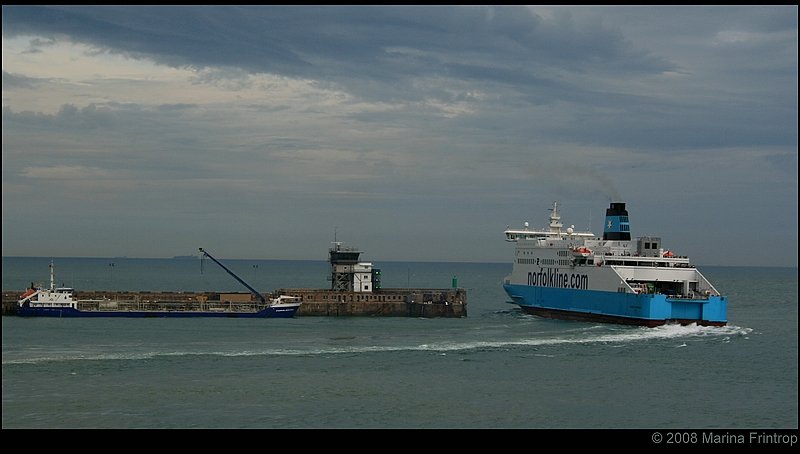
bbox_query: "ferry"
[503,202,727,327]
[17,257,301,318]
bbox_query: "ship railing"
[30,301,76,308]
[669,288,718,300]
[628,287,715,300]
[623,276,718,300]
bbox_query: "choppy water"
[2,257,797,428]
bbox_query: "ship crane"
[199,247,267,305]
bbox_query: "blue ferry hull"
[17,305,299,318]
[503,283,727,327]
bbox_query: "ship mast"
[549,202,563,234]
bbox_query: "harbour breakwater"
[2,288,467,317]
[277,288,466,317]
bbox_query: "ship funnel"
[602,202,631,241]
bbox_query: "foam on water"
[3,323,752,365]
[416,323,751,351]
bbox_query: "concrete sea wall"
[2,288,467,317]
[277,288,467,317]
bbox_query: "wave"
[416,323,751,351]
[2,323,751,365]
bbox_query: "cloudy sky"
[2,6,797,266]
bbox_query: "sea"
[2,256,797,431]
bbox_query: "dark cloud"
[2,6,676,97]
[2,6,311,74]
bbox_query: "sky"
[2,5,797,266]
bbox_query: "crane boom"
[198,248,267,304]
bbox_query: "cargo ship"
[16,249,300,318]
[502,202,727,327]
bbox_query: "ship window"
[645,242,651,249]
